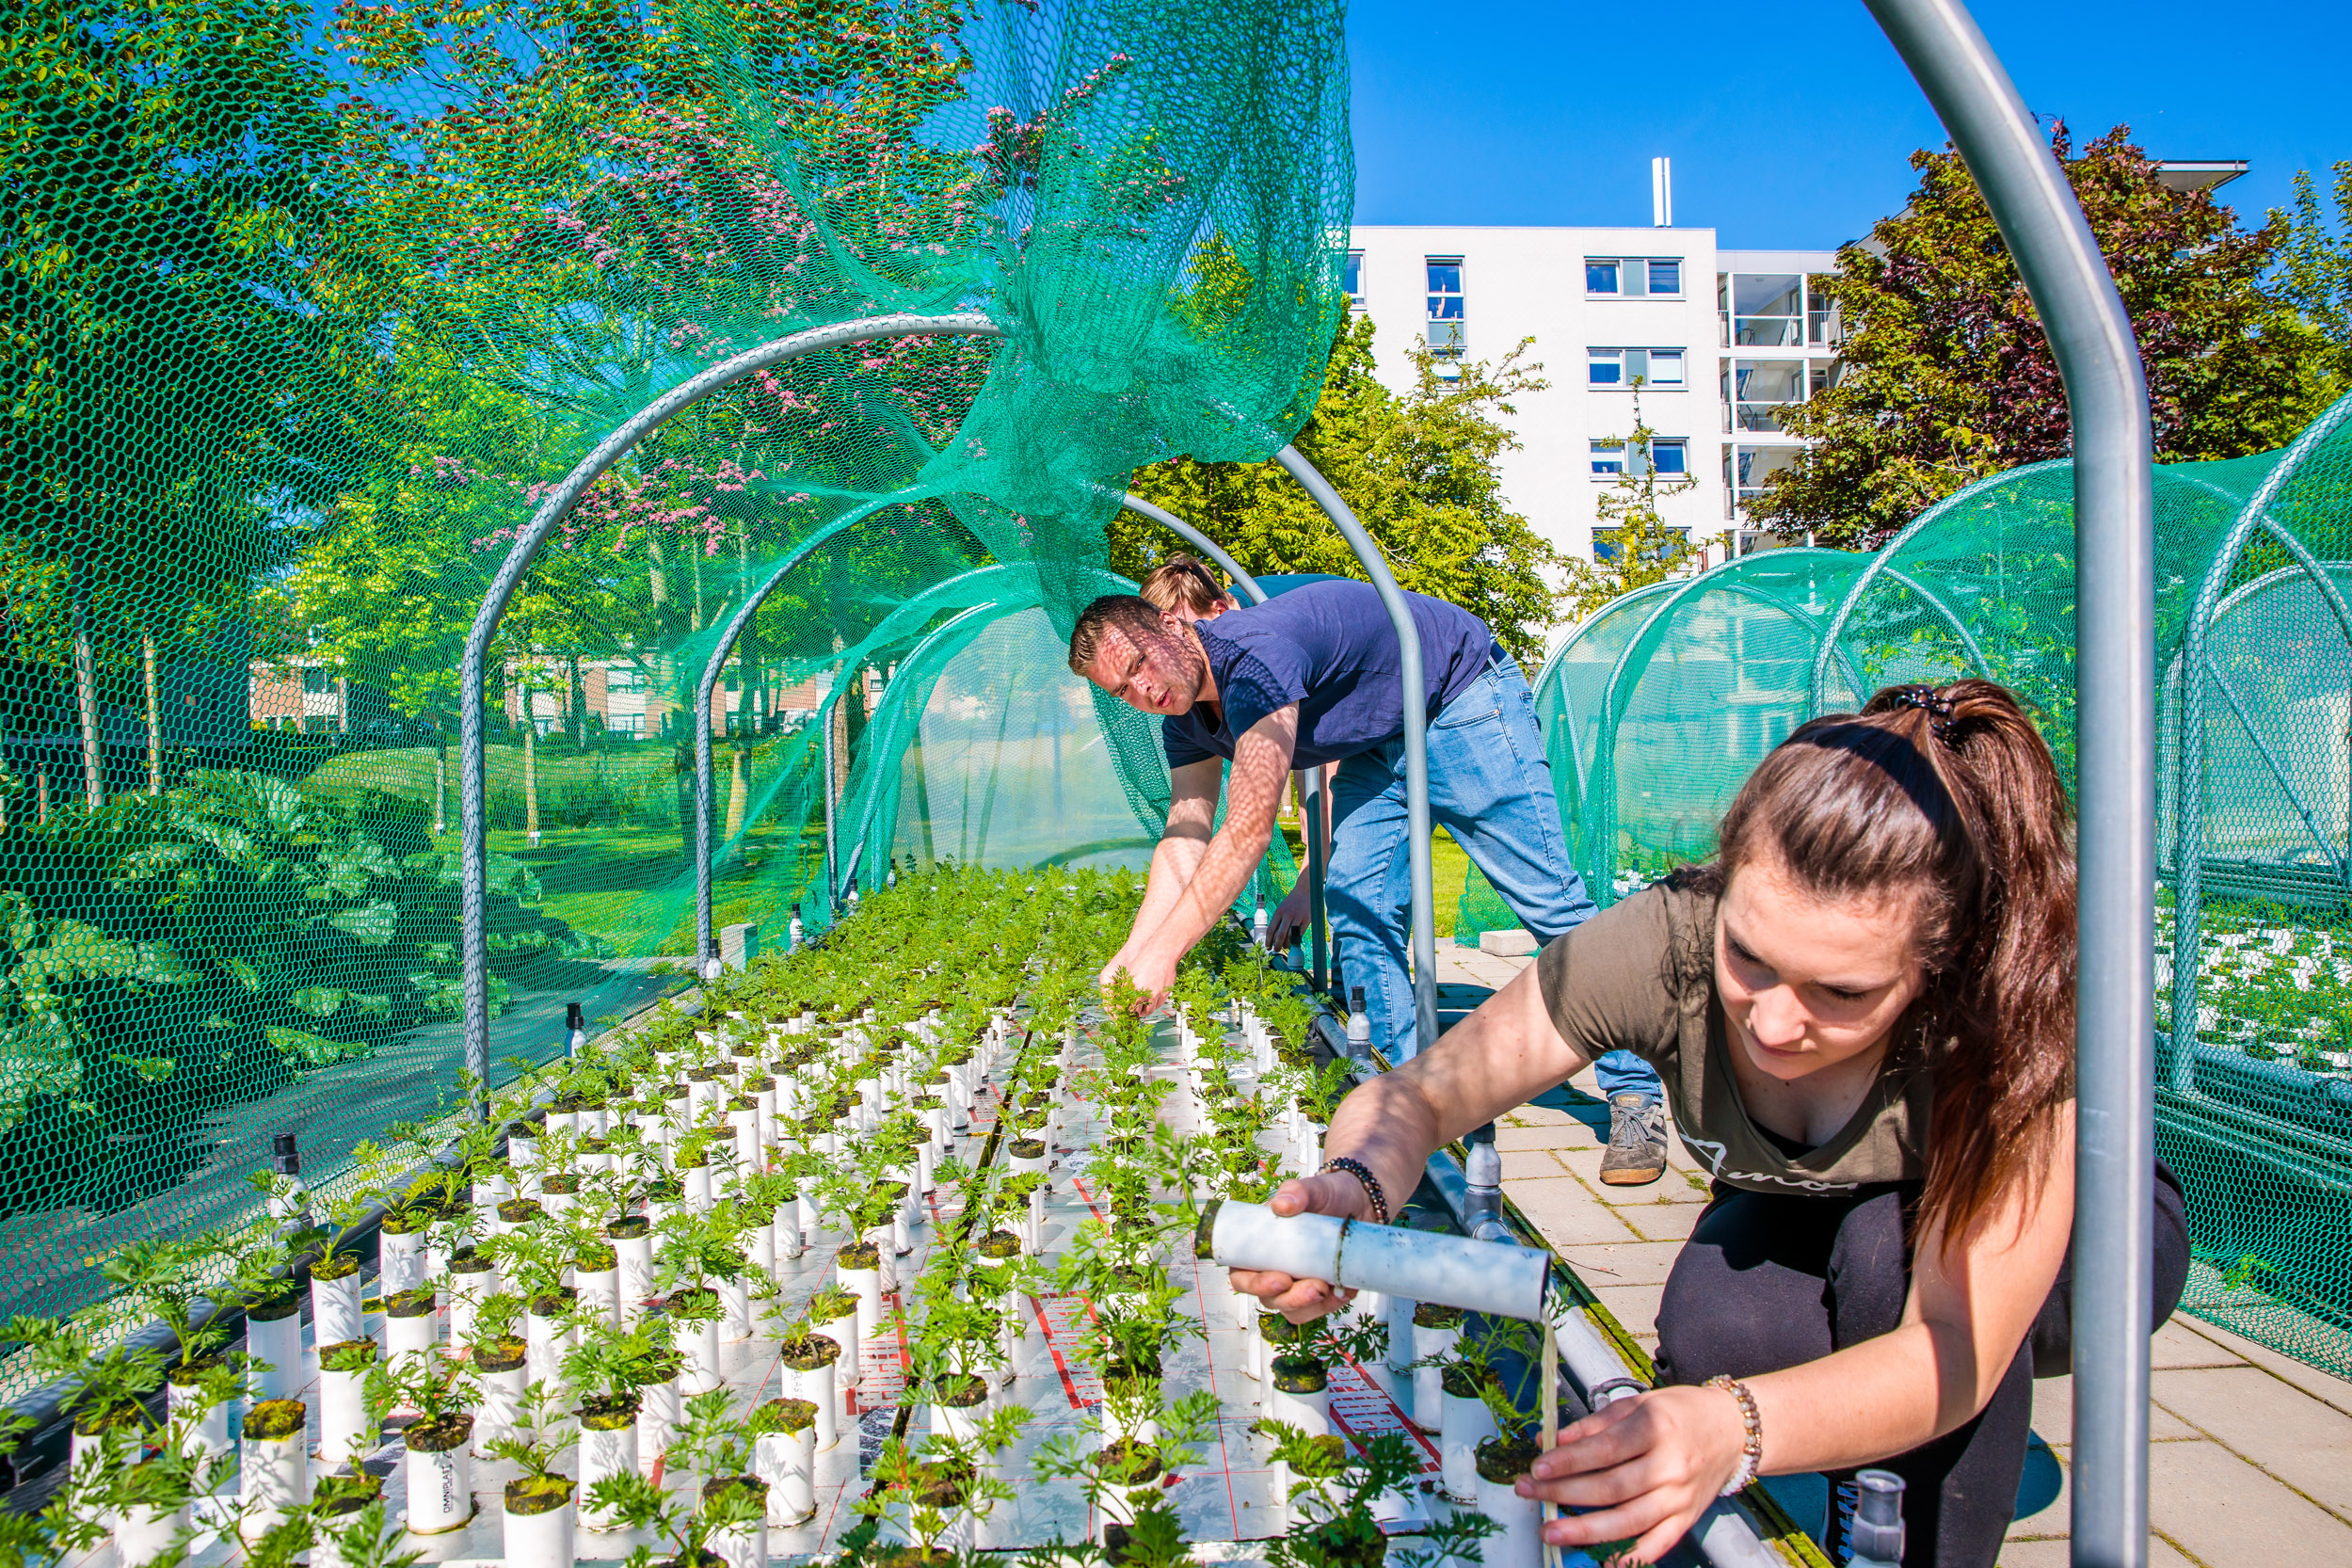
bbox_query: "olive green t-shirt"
[1535,877,1934,1195]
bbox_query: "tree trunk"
[142,632,162,796]
[434,731,449,835]
[72,575,102,810]
[37,766,50,825]
[521,671,541,848]
[569,654,585,750]
[725,739,748,857]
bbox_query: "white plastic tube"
[447,1258,499,1352]
[707,1508,768,1568]
[239,1413,308,1545]
[1439,1386,1498,1504]
[575,1265,620,1332]
[1412,1320,1459,1432]
[379,1229,428,1296]
[246,1306,304,1402]
[578,1416,639,1529]
[317,1365,373,1464]
[756,1426,817,1524]
[502,1490,575,1568]
[678,1315,723,1395]
[1204,1199,1549,1321]
[387,1300,440,1365]
[311,1270,364,1346]
[1476,1468,1543,1568]
[782,1354,838,1450]
[473,1361,528,1455]
[615,1231,654,1323]
[635,1376,682,1473]
[404,1437,474,1535]
[719,1276,754,1342]
[120,1501,189,1568]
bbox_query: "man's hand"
[1097,948,1135,991]
[1106,944,1180,1015]
[1267,882,1314,952]
[1224,1173,1371,1322]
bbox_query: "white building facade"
[1343,225,1842,575]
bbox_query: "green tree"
[1556,385,1700,625]
[1117,315,1563,664]
[2274,161,2352,392]
[1755,123,2338,549]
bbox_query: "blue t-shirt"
[1160,580,1496,769]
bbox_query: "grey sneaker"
[1599,1093,1667,1187]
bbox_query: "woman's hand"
[1223,1173,1372,1322]
[1518,1384,1750,1566]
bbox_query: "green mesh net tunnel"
[0,0,1350,1332]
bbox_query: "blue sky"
[1347,0,2352,250]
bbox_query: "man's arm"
[1117,706,1299,1006]
[1101,759,1223,986]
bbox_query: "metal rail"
[458,312,999,1105]
[1862,5,2158,1563]
[1272,446,1437,1055]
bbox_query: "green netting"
[0,0,1348,1332]
[1497,388,2352,1379]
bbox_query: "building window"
[1589,348,1687,388]
[1425,259,1464,356]
[301,667,330,695]
[1343,251,1366,308]
[1588,258,1684,297]
[1592,528,1688,566]
[1592,437,1688,479]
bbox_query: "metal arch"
[1273,445,1440,1056]
[1585,553,1872,901]
[694,488,932,974]
[1805,459,2072,713]
[2168,389,2352,1087]
[1862,3,2160,1557]
[459,311,1000,1104]
[1117,493,1267,605]
[826,564,1138,882]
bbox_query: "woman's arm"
[1526,1106,2077,1563]
[1225,957,1597,1317]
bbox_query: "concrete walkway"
[1435,942,2352,1568]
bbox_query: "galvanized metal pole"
[822,680,840,909]
[1860,5,2155,1565]
[1274,445,1437,1057]
[459,312,996,1111]
[1117,493,1266,603]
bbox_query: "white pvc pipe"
[317,1365,372,1464]
[239,1412,308,1544]
[404,1439,473,1535]
[502,1491,575,1568]
[636,1376,682,1473]
[757,1426,818,1524]
[1439,1386,1497,1504]
[1476,1469,1544,1568]
[578,1416,639,1529]
[246,1305,304,1402]
[1204,1199,1549,1321]
[311,1271,363,1345]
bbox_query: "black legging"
[1652,1163,2190,1568]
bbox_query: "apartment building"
[1344,223,1840,573]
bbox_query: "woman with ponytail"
[1231,680,2189,1568]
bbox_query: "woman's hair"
[1709,679,2075,1241]
[1138,553,1234,618]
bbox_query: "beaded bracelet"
[1705,1374,1764,1495]
[1319,1156,1391,1225]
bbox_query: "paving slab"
[2152,1366,2352,1519]
[2148,1435,2352,1565]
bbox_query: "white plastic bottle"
[1345,985,1370,1060]
[1253,898,1270,946]
[788,903,805,952]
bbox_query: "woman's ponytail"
[1714,679,2077,1240]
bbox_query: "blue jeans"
[1324,654,1664,1106]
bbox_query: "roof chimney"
[1652,157,1673,228]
